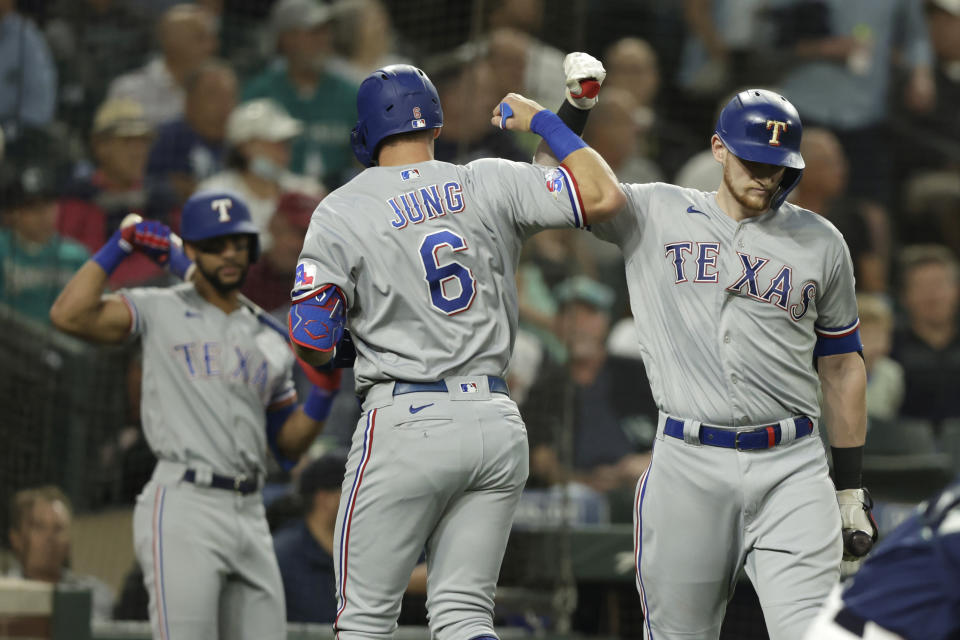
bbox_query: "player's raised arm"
[533,52,606,166]
[50,220,181,342]
[492,92,625,223]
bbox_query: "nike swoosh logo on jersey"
[409,403,434,414]
[184,310,201,318]
[686,205,708,216]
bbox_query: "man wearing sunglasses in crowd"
[50,191,339,639]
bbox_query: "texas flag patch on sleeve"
[292,260,321,300]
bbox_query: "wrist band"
[530,110,587,161]
[832,446,863,490]
[556,100,590,136]
[303,386,335,421]
[92,230,131,275]
[167,247,194,281]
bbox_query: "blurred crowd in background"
[3,0,960,633]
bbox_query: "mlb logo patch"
[411,119,427,129]
[401,168,421,181]
[460,382,479,393]
[294,261,316,289]
[545,168,564,199]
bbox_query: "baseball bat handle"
[843,529,874,557]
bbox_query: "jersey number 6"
[418,229,476,315]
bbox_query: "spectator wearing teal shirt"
[243,0,358,189]
[0,165,88,324]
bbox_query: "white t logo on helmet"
[766,120,788,147]
[211,198,233,222]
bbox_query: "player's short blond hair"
[9,485,72,533]
[856,293,893,330]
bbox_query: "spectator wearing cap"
[198,98,325,250]
[243,0,358,188]
[57,98,167,289]
[0,163,89,324]
[0,0,57,136]
[106,3,217,127]
[241,191,319,315]
[145,60,236,207]
[521,276,656,501]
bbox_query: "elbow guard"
[288,285,347,353]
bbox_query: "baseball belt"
[664,416,814,450]
[182,469,259,495]
[392,376,510,396]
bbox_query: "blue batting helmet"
[351,64,443,167]
[179,191,260,261]
[715,89,804,209]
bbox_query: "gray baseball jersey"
[294,158,586,640]
[296,159,587,393]
[592,183,859,425]
[121,282,294,640]
[592,183,858,640]
[121,282,295,477]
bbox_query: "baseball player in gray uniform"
[567,88,878,640]
[288,62,623,640]
[50,192,340,640]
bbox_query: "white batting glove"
[837,488,879,579]
[564,52,606,110]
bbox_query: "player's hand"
[837,487,879,578]
[491,93,546,132]
[564,52,606,110]
[121,220,173,266]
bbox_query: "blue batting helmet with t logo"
[351,64,443,167]
[715,89,805,209]
[179,191,260,261]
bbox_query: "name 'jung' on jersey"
[664,240,818,320]
[387,180,465,229]
[172,341,272,393]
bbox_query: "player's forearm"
[533,102,592,166]
[818,352,867,448]
[293,342,334,367]
[276,409,325,461]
